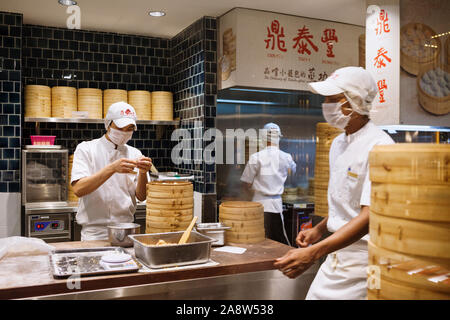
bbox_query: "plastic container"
[30,135,56,145]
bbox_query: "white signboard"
[366,0,400,125]
[218,8,364,91]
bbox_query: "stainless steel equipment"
[195,223,230,246]
[129,231,216,269]
[107,223,141,247]
[49,247,139,278]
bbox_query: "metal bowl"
[107,223,141,247]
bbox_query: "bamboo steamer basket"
[416,63,450,115]
[77,88,102,119]
[219,201,265,244]
[128,90,151,120]
[146,181,193,233]
[369,144,450,185]
[314,123,343,217]
[370,212,450,259]
[368,241,450,300]
[151,91,173,121]
[67,155,78,203]
[400,23,441,76]
[103,89,127,118]
[25,85,52,117]
[51,86,77,118]
[358,34,365,68]
[371,183,450,222]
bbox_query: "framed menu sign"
[218,8,364,92]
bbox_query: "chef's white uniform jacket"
[306,121,394,300]
[240,146,296,213]
[71,135,142,241]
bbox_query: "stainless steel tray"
[49,247,139,279]
[129,231,216,269]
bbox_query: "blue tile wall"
[0,12,22,193]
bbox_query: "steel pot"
[107,223,141,247]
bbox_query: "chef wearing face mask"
[240,123,297,245]
[71,101,152,241]
[274,67,394,299]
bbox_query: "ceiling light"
[148,11,166,17]
[58,0,77,6]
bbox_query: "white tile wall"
[0,193,21,238]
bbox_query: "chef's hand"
[296,227,323,247]
[136,156,152,174]
[274,247,316,279]
[110,158,137,174]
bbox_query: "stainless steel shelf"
[25,117,179,125]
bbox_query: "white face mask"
[322,101,353,130]
[107,127,133,146]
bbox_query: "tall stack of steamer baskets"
[368,143,450,300]
[219,201,265,244]
[145,181,194,233]
[24,85,174,121]
[314,123,343,217]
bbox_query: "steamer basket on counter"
[145,181,194,233]
[24,85,52,118]
[103,89,127,118]
[77,88,103,119]
[128,90,151,120]
[368,143,450,300]
[51,86,77,118]
[151,91,173,121]
[219,201,265,244]
[313,123,343,217]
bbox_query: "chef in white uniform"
[71,101,152,241]
[240,123,297,245]
[274,66,394,299]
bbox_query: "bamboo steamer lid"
[51,86,77,118]
[314,122,343,217]
[146,197,193,205]
[103,89,127,118]
[369,144,450,185]
[371,182,450,222]
[147,180,193,191]
[369,212,450,259]
[128,90,151,120]
[147,191,194,199]
[25,85,52,117]
[151,91,173,121]
[77,88,102,119]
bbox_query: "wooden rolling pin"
[178,216,198,244]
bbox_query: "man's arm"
[135,156,152,201]
[72,158,137,197]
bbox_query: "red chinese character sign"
[264,20,287,52]
[373,47,391,68]
[375,9,390,35]
[321,29,338,58]
[292,25,318,55]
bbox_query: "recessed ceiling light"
[58,0,77,6]
[148,11,166,17]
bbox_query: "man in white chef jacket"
[71,101,152,241]
[240,123,297,245]
[274,67,394,299]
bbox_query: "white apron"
[306,240,368,300]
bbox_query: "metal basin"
[195,223,230,247]
[128,231,216,269]
[107,223,141,247]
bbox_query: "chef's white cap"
[104,101,137,131]
[308,66,378,115]
[263,122,283,137]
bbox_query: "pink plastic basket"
[30,135,56,145]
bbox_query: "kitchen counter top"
[0,239,293,299]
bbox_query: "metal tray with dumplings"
[128,231,217,269]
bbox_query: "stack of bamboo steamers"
[368,143,450,300]
[313,123,343,217]
[145,181,194,233]
[24,85,174,121]
[219,201,265,244]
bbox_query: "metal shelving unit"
[24,117,179,125]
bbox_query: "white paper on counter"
[213,246,247,254]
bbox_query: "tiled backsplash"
[0,12,22,193]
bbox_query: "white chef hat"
[104,101,137,131]
[308,66,378,115]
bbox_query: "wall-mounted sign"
[366,0,400,125]
[218,8,364,92]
